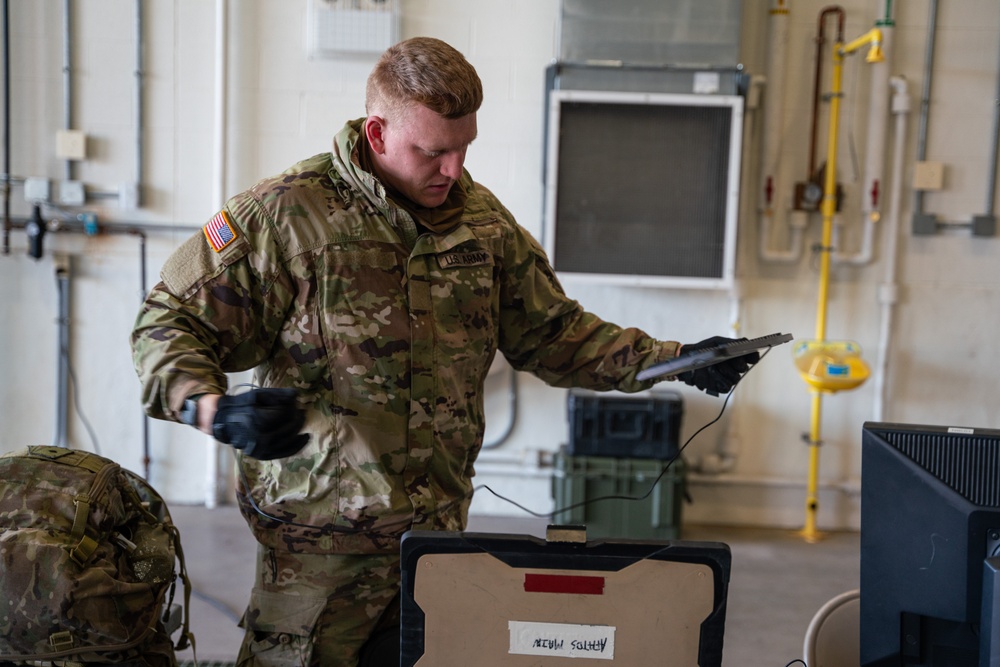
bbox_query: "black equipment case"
[567,389,683,460]
[400,528,731,666]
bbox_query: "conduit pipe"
[5,214,196,237]
[138,232,151,478]
[207,0,230,508]
[833,1,895,265]
[912,0,937,219]
[872,76,910,422]
[910,0,999,234]
[2,0,10,255]
[984,28,1000,220]
[213,0,228,208]
[55,254,71,448]
[134,0,145,206]
[62,0,73,182]
[132,0,150,476]
[758,0,806,263]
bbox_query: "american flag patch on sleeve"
[203,210,237,252]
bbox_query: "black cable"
[785,660,808,667]
[189,587,241,625]
[481,347,771,520]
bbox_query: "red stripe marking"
[524,573,605,595]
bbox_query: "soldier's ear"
[365,116,388,154]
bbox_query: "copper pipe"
[809,6,845,180]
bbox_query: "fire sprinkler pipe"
[801,26,883,544]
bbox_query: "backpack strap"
[167,522,196,655]
[68,495,99,566]
[24,447,121,567]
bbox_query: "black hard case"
[567,390,683,460]
[400,530,731,666]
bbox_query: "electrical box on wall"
[913,161,945,191]
[307,0,399,57]
[543,89,743,289]
[56,130,87,161]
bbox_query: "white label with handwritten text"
[508,621,615,660]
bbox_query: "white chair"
[802,589,861,667]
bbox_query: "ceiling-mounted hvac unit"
[307,0,400,57]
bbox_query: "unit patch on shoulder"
[203,210,238,252]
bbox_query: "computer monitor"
[860,421,1000,666]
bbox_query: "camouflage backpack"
[0,446,193,665]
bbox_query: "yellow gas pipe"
[800,27,883,544]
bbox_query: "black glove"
[677,336,760,397]
[212,388,309,460]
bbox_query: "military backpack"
[0,446,193,665]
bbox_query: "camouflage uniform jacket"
[131,119,680,555]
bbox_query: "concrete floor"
[167,504,859,666]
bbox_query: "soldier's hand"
[677,336,760,397]
[212,388,309,460]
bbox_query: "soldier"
[130,36,757,667]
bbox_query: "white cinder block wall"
[1,0,999,532]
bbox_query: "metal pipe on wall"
[757,0,806,263]
[139,232,151,479]
[911,0,999,235]
[132,0,150,475]
[5,214,197,236]
[62,0,73,182]
[2,0,10,256]
[134,0,144,207]
[809,7,844,184]
[982,19,1000,218]
[873,76,910,422]
[913,0,937,219]
[833,1,895,265]
[54,254,71,448]
[206,0,230,508]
